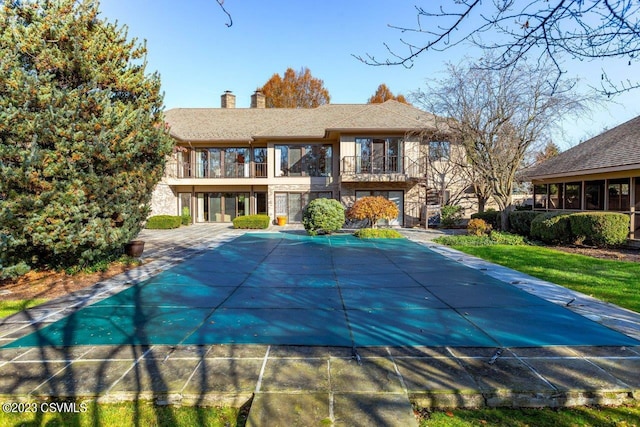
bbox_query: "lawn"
[419,404,640,426]
[447,244,640,313]
[0,401,246,427]
[0,299,47,318]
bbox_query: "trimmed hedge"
[508,211,543,237]
[145,215,182,229]
[569,212,630,247]
[470,210,500,230]
[530,212,573,244]
[303,198,345,236]
[232,214,271,229]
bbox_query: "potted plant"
[124,240,145,257]
[276,215,287,226]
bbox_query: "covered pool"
[5,233,639,348]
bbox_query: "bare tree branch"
[358,1,640,95]
[412,55,591,228]
[216,0,232,27]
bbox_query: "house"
[150,90,478,227]
[526,115,640,240]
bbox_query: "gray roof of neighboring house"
[164,100,438,142]
[526,114,640,179]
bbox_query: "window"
[196,192,249,222]
[253,148,267,177]
[355,138,403,173]
[564,182,581,210]
[275,192,333,222]
[608,178,630,211]
[585,180,605,210]
[549,184,563,209]
[428,141,450,161]
[193,148,250,178]
[275,144,332,177]
[178,193,191,217]
[533,184,548,209]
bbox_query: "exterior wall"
[149,181,177,216]
[152,128,487,227]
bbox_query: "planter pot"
[124,240,145,257]
[276,216,287,226]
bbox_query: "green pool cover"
[6,233,639,348]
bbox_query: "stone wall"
[149,181,177,216]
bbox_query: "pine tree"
[0,0,173,269]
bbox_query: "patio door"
[371,140,385,173]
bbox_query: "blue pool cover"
[5,233,639,348]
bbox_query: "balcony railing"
[176,161,268,178]
[341,156,425,178]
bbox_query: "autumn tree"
[347,196,399,228]
[367,84,408,104]
[413,57,587,230]
[260,67,331,108]
[0,0,173,270]
[534,141,561,165]
[359,1,640,95]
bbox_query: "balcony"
[340,156,425,183]
[175,161,268,179]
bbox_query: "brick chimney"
[221,90,236,108]
[251,90,266,108]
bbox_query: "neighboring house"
[525,115,640,240]
[150,90,479,227]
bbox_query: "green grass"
[0,299,47,318]
[448,244,640,313]
[0,400,246,427]
[353,228,404,238]
[418,404,640,426]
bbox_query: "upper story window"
[355,137,403,173]
[195,148,251,178]
[428,141,450,161]
[275,144,332,177]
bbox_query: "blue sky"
[99,0,639,149]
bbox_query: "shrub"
[508,211,543,237]
[569,212,629,247]
[302,198,345,236]
[467,218,491,236]
[353,228,404,239]
[346,196,399,228]
[489,231,527,245]
[434,231,526,246]
[530,212,573,243]
[145,215,182,230]
[181,207,191,226]
[471,210,501,230]
[0,262,31,280]
[232,214,271,229]
[440,205,464,228]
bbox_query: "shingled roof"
[164,100,438,142]
[527,114,640,179]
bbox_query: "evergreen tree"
[0,0,173,269]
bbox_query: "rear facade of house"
[150,91,468,227]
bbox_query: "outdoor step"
[246,392,418,427]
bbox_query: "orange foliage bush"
[347,196,399,228]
